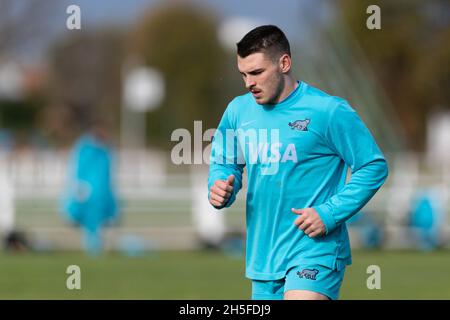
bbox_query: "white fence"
[0,149,449,251]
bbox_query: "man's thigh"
[251,279,285,300]
[284,290,329,300]
[284,264,346,300]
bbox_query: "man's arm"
[312,100,389,235]
[208,107,245,209]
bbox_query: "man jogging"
[208,25,388,300]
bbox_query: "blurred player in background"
[0,159,24,251]
[191,166,226,250]
[409,187,443,251]
[61,119,119,256]
[208,25,388,300]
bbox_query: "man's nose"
[245,76,256,90]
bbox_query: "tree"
[129,4,229,148]
[0,0,59,59]
[0,0,59,147]
[339,0,450,150]
[46,29,125,145]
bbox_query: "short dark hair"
[237,25,291,59]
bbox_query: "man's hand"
[209,175,235,208]
[292,207,326,238]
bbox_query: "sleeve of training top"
[208,105,245,209]
[313,100,389,234]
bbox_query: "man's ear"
[279,54,292,73]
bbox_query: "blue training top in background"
[61,133,119,234]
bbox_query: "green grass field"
[1,249,450,299]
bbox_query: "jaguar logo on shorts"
[297,268,319,280]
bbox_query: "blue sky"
[23,0,335,63]
[67,0,307,31]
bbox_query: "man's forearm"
[313,158,388,234]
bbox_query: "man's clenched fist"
[209,175,235,208]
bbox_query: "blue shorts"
[251,264,346,300]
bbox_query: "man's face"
[237,52,285,105]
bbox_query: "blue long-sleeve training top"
[208,81,388,280]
